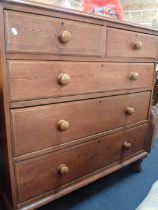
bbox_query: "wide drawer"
[8,61,154,101]
[107,28,157,58]
[11,92,150,156]
[15,124,148,203]
[5,11,104,56]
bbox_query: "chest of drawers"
[0,1,157,210]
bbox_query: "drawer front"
[16,124,147,202]
[8,61,154,101]
[107,28,157,58]
[5,11,104,56]
[11,92,150,156]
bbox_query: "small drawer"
[107,28,157,58]
[5,11,104,56]
[15,124,147,203]
[8,61,154,101]
[11,92,150,156]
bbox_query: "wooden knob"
[126,107,135,115]
[58,120,69,131]
[58,73,70,86]
[58,164,69,175]
[130,72,140,81]
[134,40,143,50]
[122,141,132,150]
[59,31,71,43]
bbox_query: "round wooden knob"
[122,141,132,150]
[126,107,135,115]
[130,72,140,81]
[58,120,69,131]
[58,73,70,86]
[134,40,143,50]
[59,31,71,43]
[58,164,69,175]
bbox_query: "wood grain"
[11,92,150,156]
[13,121,148,162]
[15,124,147,203]
[0,3,19,210]
[16,151,147,210]
[9,88,153,109]
[3,0,158,36]
[8,61,154,101]
[107,28,157,58]
[0,1,156,210]
[5,10,104,56]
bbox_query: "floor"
[1,142,158,210]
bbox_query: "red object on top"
[82,0,124,20]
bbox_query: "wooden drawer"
[8,61,154,101]
[107,28,157,58]
[15,124,147,203]
[11,92,150,156]
[5,11,104,56]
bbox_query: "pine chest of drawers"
[0,1,157,210]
